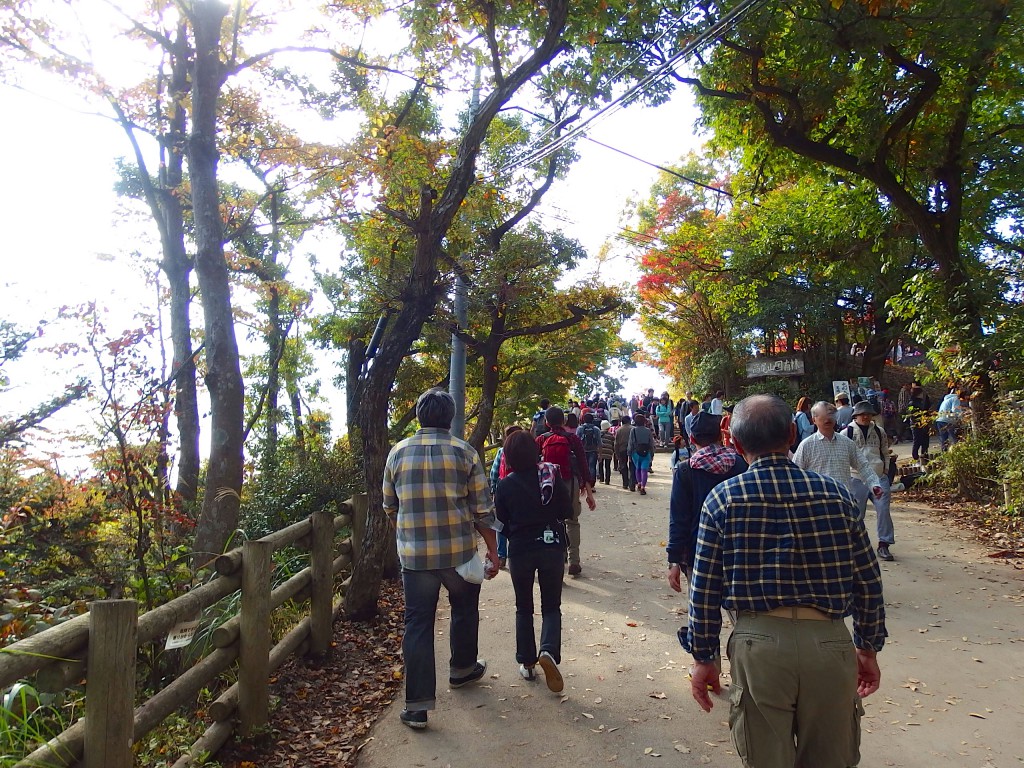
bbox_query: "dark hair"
[583,412,594,424]
[566,412,579,428]
[503,430,540,473]
[416,388,455,428]
[540,398,550,409]
[620,414,632,425]
[633,412,646,426]
[545,406,565,427]
[730,395,793,456]
[504,424,523,439]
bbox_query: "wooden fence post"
[350,493,368,564]
[239,540,272,736]
[85,599,137,768]
[309,508,334,657]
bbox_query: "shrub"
[920,434,1001,501]
[242,436,361,539]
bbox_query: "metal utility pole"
[450,65,481,440]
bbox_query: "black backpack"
[581,423,601,451]
[531,410,547,437]
[634,429,652,457]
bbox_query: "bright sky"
[0,21,704,447]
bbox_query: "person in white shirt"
[609,402,622,427]
[709,390,724,416]
[793,401,885,545]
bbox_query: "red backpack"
[539,431,575,481]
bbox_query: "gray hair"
[730,395,793,456]
[415,388,456,429]
[810,400,837,420]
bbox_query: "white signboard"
[746,356,805,378]
[832,381,852,400]
[164,619,202,650]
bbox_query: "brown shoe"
[567,563,582,576]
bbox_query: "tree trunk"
[286,375,305,464]
[113,20,200,503]
[165,23,201,505]
[467,341,500,460]
[342,1,570,619]
[264,284,281,470]
[189,1,245,564]
[861,297,899,382]
[345,187,442,620]
[262,191,283,472]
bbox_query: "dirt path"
[356,455,1024,768]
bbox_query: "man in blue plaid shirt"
[683,395,886,768]
[384,389,501,731]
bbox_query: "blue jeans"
[497,531,508,559]
[851,476,894,546]
[937,422,958,451]
[401,567,481,711]
[508,546,564,665]
[586,451,598,485]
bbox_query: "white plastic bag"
[455,552,486,584]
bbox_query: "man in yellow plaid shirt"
[384,388,500,731]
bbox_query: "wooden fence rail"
[0,494,368,768]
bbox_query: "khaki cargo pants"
[727,613,864,768]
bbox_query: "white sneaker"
[890,482,905,492]
[519,664,537,681]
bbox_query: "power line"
[508,104,734,199]
[584,136,733,198]
[490,0,768,179]
[520,0,710,152]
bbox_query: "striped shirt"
[792,430,881,490]
[686,454,886,662]
[383,428,498,571]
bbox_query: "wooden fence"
[0,495,368,768]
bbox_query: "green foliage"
[995,406,1024,513]
[689,349,743,399]
[741,377,801,402]
[0,449,126,609]
[922,407,1024,505]
[0,683,77,768]
[241,436,361,539]
[921,433,1001,502]
[679,0,1024,396]
[131,688,218,768]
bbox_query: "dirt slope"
[356,456,1024,768]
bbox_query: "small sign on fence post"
[164,619,202,650]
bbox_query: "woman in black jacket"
[494,429,573,692]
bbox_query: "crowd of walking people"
[382,379,969,764]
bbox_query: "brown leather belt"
[757,606,832,621]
